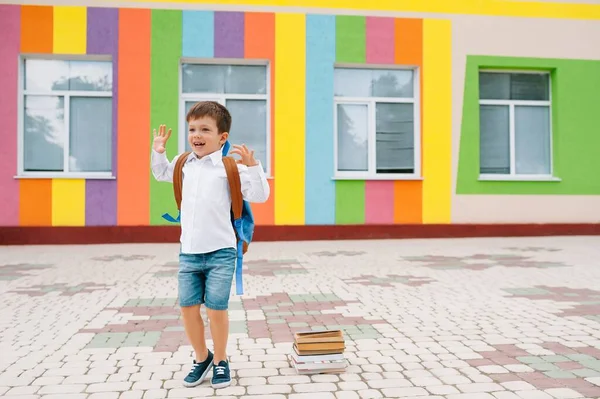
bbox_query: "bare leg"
[180,305,209,362]
[206,308,229,363]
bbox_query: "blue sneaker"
[182,350,213,387]
[211,360,232,389]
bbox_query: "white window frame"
[478,69,558,182]
[16,55,114,179]
[333,64,421,181]
[179,58,271,177]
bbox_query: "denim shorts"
[178,248,236,310]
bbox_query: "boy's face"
[187,116,228,158]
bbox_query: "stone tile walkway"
[1,236,600,398]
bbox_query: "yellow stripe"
[422,19,452,224]
[100,0,599,20]
[274,13,305,225]
[53,6,87,54]
[52,179,86,226]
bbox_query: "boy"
[151,101,270,388]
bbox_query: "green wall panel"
[149,10,182,225]
[457,55,600,195]
[335,16,365,64]
[335,181,366,224]
[334,16,366,224]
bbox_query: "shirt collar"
[186,148,223,166]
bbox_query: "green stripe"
[335,16,366,63]
[334,16,366,224]
[335,181,365,224]
[150,10,182,225]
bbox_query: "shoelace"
[215,366,226,376]
[189,363,200,374]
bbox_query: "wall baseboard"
[2,224,600,245]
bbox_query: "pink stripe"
[0,5,20,226]
[365,17,395,224]
[365,181,395,224]
[366,17,395,64]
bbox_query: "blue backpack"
[162,141,254,295]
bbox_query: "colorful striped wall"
[0,4,452,227]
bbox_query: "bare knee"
[180,304,202,319]
[206,308,227,322]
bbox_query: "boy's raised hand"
[230,144,258,167]
[152,124,171,154]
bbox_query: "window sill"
[333,175,423,181]
[478,174,561,182]
[15,174,116,180]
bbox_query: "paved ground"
[1,236,600,399]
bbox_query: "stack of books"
[291,330,347,374]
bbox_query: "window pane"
[335,68,413,98]
[68,61,112,91]
[69,97,112,172]
[23,96,64,172]
[25,59,69,91]
[479,72,549,101]
[376,103,414,173]
[479,72,510,100]
[182,64,266,94]
[337,104,368,172]
[24,60,112,92]
[510,74,549,101]
[225,66,267,95]
[226,100,268,167]
[515,106,551,175]
[182,64,225,94]
[479,105,510,174]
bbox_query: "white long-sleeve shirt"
[151,149,270,254]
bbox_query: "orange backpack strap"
[223,156,243,220]
[173,152,191,211]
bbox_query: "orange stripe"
[394,18,424,224]
[21,6,53,53]
[393,181,422,224]
[20,6,53,226]
[244,12,275,225]
[117,9,151,225]
[394,18,422,66]
[19,180,52,226]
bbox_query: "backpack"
[161,141,254,295]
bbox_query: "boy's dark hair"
[186,101,232,133]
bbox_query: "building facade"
[1,0,599,238]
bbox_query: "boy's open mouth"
[192,141,205,148]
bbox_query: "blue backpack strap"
[235,227,244,295]
[223,156,245,295]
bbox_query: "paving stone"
[543,388,584,398]
[290,394,335,399]
[247,385,293,395]
[494,393,522,399]
[380,387,428,397]
[516,391,554,399]
[120,391,144,399]
[143,389,168,398]
[4,238,600,399]
[86,382,132,392]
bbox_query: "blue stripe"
[305,15,336,225]
[182,11,214,58]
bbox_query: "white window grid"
[333,66,421,181]
[478,69,554,181]
[178,58,271,177]
[17,55,114,179]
